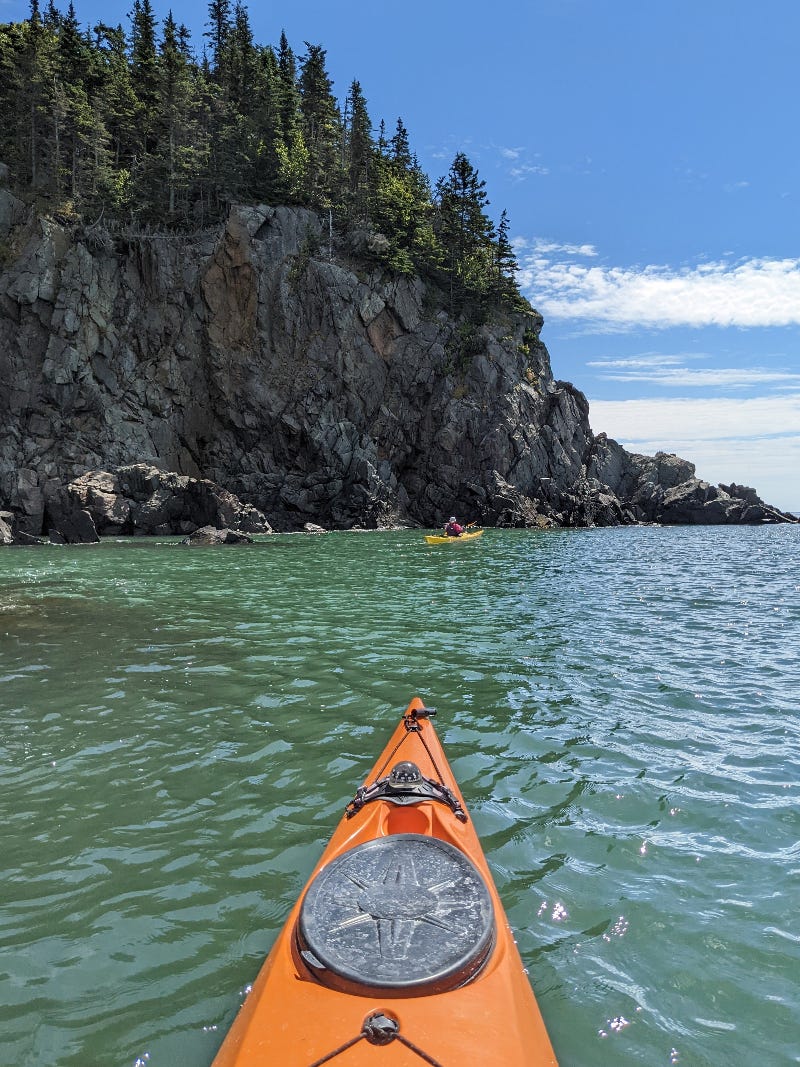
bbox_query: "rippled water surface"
[1,526,799,1066]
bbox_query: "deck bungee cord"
[210,697,558,1066]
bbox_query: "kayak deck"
[211,698,558,1066]
[424,529,484,544]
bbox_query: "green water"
[1,527,798,1066]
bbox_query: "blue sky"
[4,0,799,510]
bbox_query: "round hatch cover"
[297,833,495,994]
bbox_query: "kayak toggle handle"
[404,706,436,731]
[362,1011,398,1045]
[307,1010,447,1065]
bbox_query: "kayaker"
[444,516,464,537]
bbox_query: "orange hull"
[211,697,558,1066]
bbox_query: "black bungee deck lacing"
[344,707,467,822]
[307,1011,446,1067]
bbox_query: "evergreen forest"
[0,0,529,319]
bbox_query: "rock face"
[0,197,795,532]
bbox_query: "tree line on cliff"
[0,0,527,319]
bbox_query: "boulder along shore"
[1,196,795,544]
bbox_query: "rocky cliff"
[0,195,794,539]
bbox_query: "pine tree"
[0,0,526,316]
[157,10,196,218]
[227,0,256,111]
[434,152,495,315]
[494,208,524,309]
[93,23,139,170]
[298,42,340,209]
[342,79,372,224]
[53,1,106,201]
[389,118,411,171]
[269,30,305,201]
[275,31,297,132]
[0,7,56,189]
[129,0,160,157]
[250,44,284,201]
[57,1,87,86]
[43,0,61,31]
[204,0,232,84]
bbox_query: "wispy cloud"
[527,239,598,258]
[587,354,699,369]
[590,364,800,389]
[509,163,549,180]
[496,148,549,182]
[518,246,800,329]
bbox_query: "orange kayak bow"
[211,697,558,1066]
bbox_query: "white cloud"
[587,355,701,369]
[523,238,598,258]
[594,366,800,388]
[519,251,800,329]
[588,394,800,510]
[508,163,549,180]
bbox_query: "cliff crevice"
[1,203,794,537]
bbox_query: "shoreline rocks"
[0,188,796,536]
[180,525,254,545]
[0,463,271,544]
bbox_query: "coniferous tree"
[250,44,284,200]
[494,208,525,309]
[0,2,527,313]
[369,118,435,277]
[93,23,139,170]
[275,31,297,136]
[43,0,61,30]
[270,31,306,201]
[389,118,411,171]
[434,152,495,315]
[129,0,159,158]
[1,6,56,189]
[298,42,340,208]
[227,0,256,111]
[204,0,232,85]
[57,1,86,85]
[157,10,196,218]
[54,1,107,200]
[342,79,372,224]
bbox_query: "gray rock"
[181,525,254,545]
[0,203,794,532]
[63,464,271,536]
[0,512,13,545]
[47,505,100,544]
[0,188,24,238]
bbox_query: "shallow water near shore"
[1,524,799,1067]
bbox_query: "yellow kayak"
[424,529,484,545]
